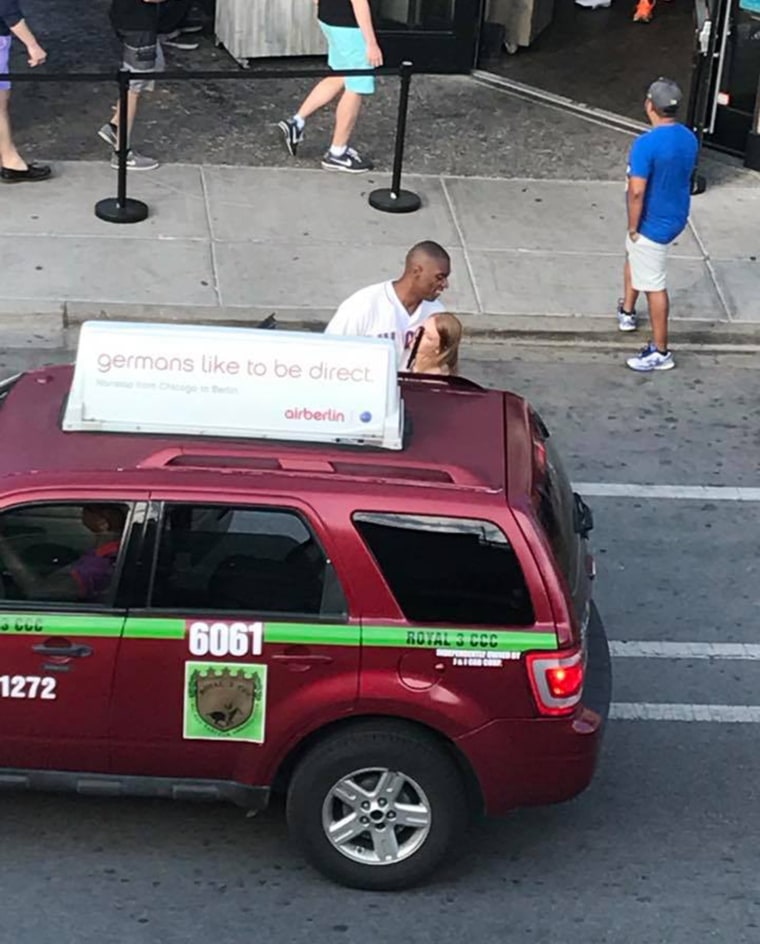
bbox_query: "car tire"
[286,722,469,890]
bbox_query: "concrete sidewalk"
[2,161,759,346]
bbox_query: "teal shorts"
[319,21,375,95]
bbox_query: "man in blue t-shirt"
[617,77,698,372]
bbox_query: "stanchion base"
[95,197,149,224]
[369,188,421,214]
[744,132,760,173]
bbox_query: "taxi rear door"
[109,495,358,787]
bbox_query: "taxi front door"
[0,497,142,771]
[109,497,358,787]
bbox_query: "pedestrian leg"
[0,89,25,171]
[646,289,670,352]
[623,258,640,315]
[331,89,362,150]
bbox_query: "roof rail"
[136,446,482,486]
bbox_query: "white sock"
[293,114,305,130]
[329,145,347,157]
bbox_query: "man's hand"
[367,41,383,68]
[26,43,46,68]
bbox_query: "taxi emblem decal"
[184,662,267,743]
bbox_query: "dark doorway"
[477,1,694,122]
[372,0,483,72]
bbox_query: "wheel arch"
[271,714,485,816]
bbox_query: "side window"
[0,502,129,606]
[150,505,347,619]
[353,513,535,626]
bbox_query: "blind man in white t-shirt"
[325,241,451,367]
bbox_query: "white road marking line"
[574,483,760,501]
[611,703,760,723]
[609,641,760,660]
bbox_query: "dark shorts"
[116,29,165,94]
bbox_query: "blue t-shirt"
[628,124,699,245]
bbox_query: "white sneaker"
[111,150,160,171]
[626,342,675,372]
[616,299,637,332]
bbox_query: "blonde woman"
[406,312,462,376]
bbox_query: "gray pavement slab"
[202,167,461,247]
[712,262,760,322]
[467,251,722,320]
[689,187,760,260]
[0,164,209,240]
[214,242,478,312]
[1,234,217,307]
[444,178,702,257]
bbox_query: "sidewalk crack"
[688,214,732,322]
[200,165,222,307]
[441,177,482,314]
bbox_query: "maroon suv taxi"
[0,347,610,890]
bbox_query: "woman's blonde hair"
[411,312,462,375]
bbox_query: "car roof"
[0,365,531,497]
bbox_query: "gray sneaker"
[110,149,160,171]
[321,147,373,173]
[98,123,118,149]
[616,298,638,332]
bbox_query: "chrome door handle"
[33,642,93,658]
[271,653,333,664]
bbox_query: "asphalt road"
[1,341,759,944]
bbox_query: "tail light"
[526,649,585,716]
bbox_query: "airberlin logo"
[283,407,373,424]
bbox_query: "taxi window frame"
[0,498,139,614]
[352,510,537,628]
[141,499,349,624]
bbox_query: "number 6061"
[187,621,263,658]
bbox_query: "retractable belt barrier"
[0,62,422,223]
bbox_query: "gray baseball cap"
[647,77,683,114]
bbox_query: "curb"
[0,303,759,353]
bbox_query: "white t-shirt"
[325,281,445,367]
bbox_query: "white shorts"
[626,233,671,292]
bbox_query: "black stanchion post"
[369,61,421,214]
[95,70,149,224]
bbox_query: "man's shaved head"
[397,240,451,304]
[405,241,451,271]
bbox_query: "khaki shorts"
[626,233,671,292]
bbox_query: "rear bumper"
[455,606,612,816]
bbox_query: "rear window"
[531,414,581,593]
[353,513,534,626]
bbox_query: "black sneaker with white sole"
[321,148,373,173]
[278,118,304,157]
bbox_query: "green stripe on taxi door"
[362,626,557,652]
[0,613,123,636]
[0,613,557,651]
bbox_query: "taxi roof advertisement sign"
[63,322,404,450]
